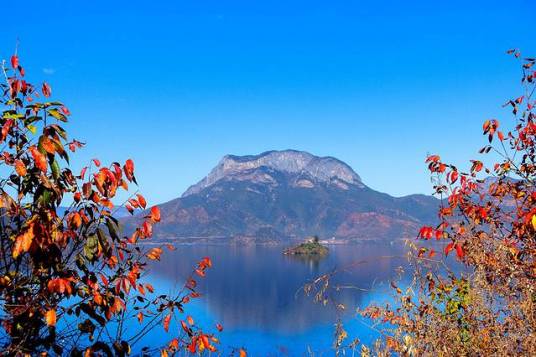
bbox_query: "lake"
[129,243,410,356]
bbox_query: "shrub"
[0,53,217,355]
[361,51,536,356]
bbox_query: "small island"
[283,236,329,256]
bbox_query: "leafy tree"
[0,53,219,355]
[359,51,536,355]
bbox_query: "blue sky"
[1,0,534,204]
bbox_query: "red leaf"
[124,159,135,182]
[449,170,459,184]
[188,338,197,353]
[61,106,71,115]
[445,242,454,256]
[42,82,52,98]
[455,244,464,259]
[150,206,161,222]
[80,167,88,180]
[136,194,147,209]
[425,155,440,163]
[10,55,19,69]
[142,221,153,237]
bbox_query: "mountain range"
[125,150,439,244]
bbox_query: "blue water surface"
[126,243,409,356]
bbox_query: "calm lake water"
[135,243,410,356]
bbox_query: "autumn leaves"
[0,51,223,355]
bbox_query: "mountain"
[125,150,439,243]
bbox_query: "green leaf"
[48,109,67,122]
[83,234,99,262]
[105,219,120,241]
[51,159,61,180]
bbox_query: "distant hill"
[124,150,439,243]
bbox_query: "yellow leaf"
[45,309,56,326]
[532,215,536,230]
[27,124,37,134]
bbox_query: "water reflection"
[150,244,408,337]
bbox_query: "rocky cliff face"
[182,150,364,197]
[124,150,438,243]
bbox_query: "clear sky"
[1,0,534,204]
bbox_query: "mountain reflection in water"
[140,243,408,354]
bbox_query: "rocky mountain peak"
[182,150,364,197]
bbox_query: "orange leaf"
[187,315,194,325]
[13,222,35,258]
[137,312,144,323]
[71,212,82,229]
[14,160,27,176]
[163,313,171,332]
[138,284,146,295]
[200,334,210,348]
[180,320,189,333]
[169,338,179,349]
[146,247,163,261]
[29,146,47,172]
[239,348,247,357]
[40,136,56,154]
[45,309,57,326]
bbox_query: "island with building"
[283,236,329,256]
